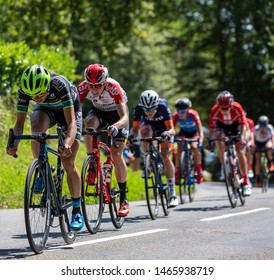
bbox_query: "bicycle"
[135,137,169,220]
[212,134,246,208]
[174,137,199,204]
[81,128,125,233]
[255,147,272,193]
[7,127,76,254]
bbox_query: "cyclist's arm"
[113,102,129,129]
[164,119,175,137]
[63,106,77,155]
[197,122,204,144]
[6,112,26,156]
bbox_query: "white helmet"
[139,90,159,109]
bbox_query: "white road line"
[48,228,168,251]
[200,208,271,222]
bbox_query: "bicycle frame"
[7,127,76,254]
[81,128,125,232]
[174,137,199,203]
[138,137,169,219]
[214,134,245,208]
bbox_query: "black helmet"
[258,115,269,126]
[175,97,192,109]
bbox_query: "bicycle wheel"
[236,162,246,206]
[188,155,196,202]
[160,186,169,216]
[109,183,125,229]
[158,160,169,216]
[81,156,104,234]
[179,151,187,204]
[261,156,269,193]
[223,152,238,208]
[144,153,160,220]
[24,159,51,254]
[58,164,77,244]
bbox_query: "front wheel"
[188,155,196,203]
[224,152,238,208]
[178,151,187,204]
[81,156,104,234]
[24,159,51,254]
[261,156,269,193]
[144,154,160,220]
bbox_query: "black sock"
[118,182,127,202]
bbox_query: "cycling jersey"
[173,109,201,136]
[209,101,246,129]
[254,124,274,143]
[133,98,173,134]
[77,77,128,111]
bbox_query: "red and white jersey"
[209,101,246,128]
[77,77,128,111]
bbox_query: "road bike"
[213,134,246,208]
[255,147,273,193]
[81,128,125,233]
[7,127,76,254]
[174,137,199,204]
[136,137,169,220]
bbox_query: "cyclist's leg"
[191,142,203,184]
[161,143,178,207]
[30,107,51,157]
[266,140,274,171]
[84,111,100,154]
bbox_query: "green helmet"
[20,64,51,97]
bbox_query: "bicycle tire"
[144,153,160,220]
[188,155,196,202]
[58,163,77,243]
[24,159,51,254]
[158,159,169,216]
[109,184,125,229]
[235,162,246,206]
[81,155,104,234]
[223,152,238,208]
[179,151,188,204]
[261,156,269,193]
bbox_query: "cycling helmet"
[20,64,50,97]
[139,90,159,108]
[216,90,234,107]
[84,64,109,85]
[175,97,192,109]
[258,115,269,126]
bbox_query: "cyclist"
[209,90,252,196]
[254,115,274,187]
[6,64,84,231]
[172,97,204,184]
[131,90,178,207]
[77,63,130,217]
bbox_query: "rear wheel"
[81,156,103,234]
[224,152,238,208]
[58,164,77,243]
[24,159,50,254]
[144,154,160,220]
[109,184,125,229]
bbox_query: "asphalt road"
[1,181,274,261]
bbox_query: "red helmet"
[84,64,109,85]
[216,90,234,107]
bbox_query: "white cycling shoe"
[242,184,252,196]
[169,195,179,208]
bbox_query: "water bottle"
[103,162,112,183]
[51,166,58,187]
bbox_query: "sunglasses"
[86,82,104,89]
[34,91,47,99]
[142,106,158,112]
[220,106,230,111]
[177,109,188,114]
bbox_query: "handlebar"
[7,127,65,158]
